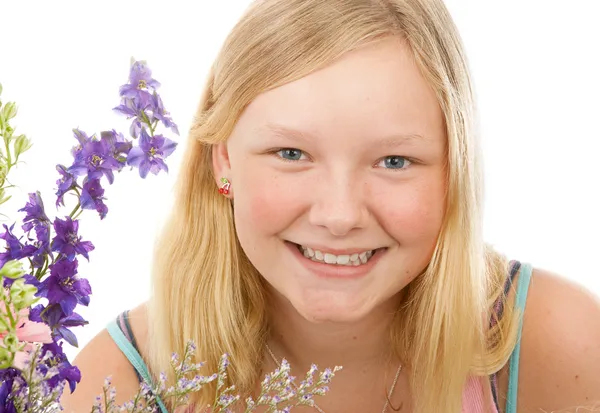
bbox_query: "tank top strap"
[489,259,521,410]
[504,262,533,413]
[106,310,168,413]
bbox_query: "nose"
[308,171,369,237]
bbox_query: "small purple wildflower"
[127,129,177,178]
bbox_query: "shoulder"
[499,266,600,412]
[60,302,150,412]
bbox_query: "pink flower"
[0,304,53,369]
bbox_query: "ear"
[212,142,233,197]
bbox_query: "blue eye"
[377,156,412,170]
[276,148,306,162]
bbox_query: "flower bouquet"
[0,60,340,413]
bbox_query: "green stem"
[4,136,12,172]
[69,202,81,219]
[5,298,16,328]
[72,209,84,220]
[26,346,37,409]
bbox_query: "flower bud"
[3,332,18,352]
[10,278,39,309]
[0,346,13,370]
[1,102,17,121]
[14,134,32,158]
[0,260,25,279]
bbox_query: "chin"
[292,296,374,324]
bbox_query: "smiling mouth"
[289,242,386,267]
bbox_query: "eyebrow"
[258,123,427,147]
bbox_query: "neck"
[266,290,404,372]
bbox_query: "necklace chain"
[265,344,402,413]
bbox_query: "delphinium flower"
[114,60,179,178]
[19,192,53,270]
[126,129,177,178]
[0,59,179,412]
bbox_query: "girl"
[63,1,600,412]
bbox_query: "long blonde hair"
[148,1,522,411]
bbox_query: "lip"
[285,241,386,279]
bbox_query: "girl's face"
[214,37,447,324]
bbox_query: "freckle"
[575,375,579,379]
[353,336,357,340]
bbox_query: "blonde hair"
[148,1,522,411]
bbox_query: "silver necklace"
[265,344,402,413]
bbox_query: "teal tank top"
[106,262,533,413]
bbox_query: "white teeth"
[297,244,377,266]
[336,255,350,265]
[359,252,368,264]
[324,253,337,264]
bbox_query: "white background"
[0,1,598,362]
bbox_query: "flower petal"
[17,319,53,343]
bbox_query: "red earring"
[219,177,231,195]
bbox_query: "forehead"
[235,36,445,143]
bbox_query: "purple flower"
[18,192,52,267]
[55,165,78,207]
[19,192,50,233]
[36,258,91,315]
[51,217,94,261]
[0,224,36,268]
[119,60,161,100]
[0,368,19,413]
[100,130,132,162]
[28,224,52,269]
[113,92,155,138]
[39,341,81,394]
[68,131,122,185]
[151,93,179,135]
[30,304,88,347]
[3,273,39,290]
[127,129,177,178]
[80,178,108,219]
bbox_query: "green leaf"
[0,82,3,96]
[13,134,32,159]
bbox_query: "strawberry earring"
[218,177,231,195]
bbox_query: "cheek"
[378,177,446,242]
[233,167,306,236]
